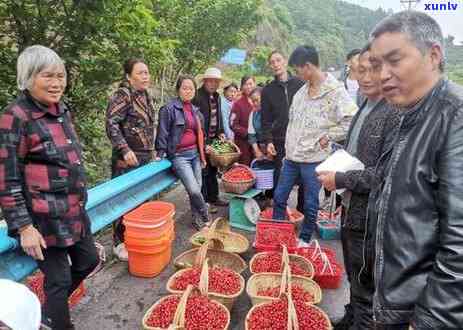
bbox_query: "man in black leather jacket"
[367,11,463,329]
[319,45,400,330]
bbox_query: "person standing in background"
[273,46,357,247]
[106,58,155,261]
[193,68,229,209]
[230,76,256,165]
[220,82,238,141]
[261,50,305,210]
[155,76,209,230]
[342,49,362,104]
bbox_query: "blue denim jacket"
[155,97,204,159]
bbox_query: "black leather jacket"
[335,98,400,231]
[368,79,463,329]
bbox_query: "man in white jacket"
[272,45,358,246]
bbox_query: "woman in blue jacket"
[155,76,209,230]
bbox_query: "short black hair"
[267,50,286,62]
[288,46,319,68]
[240,75,255,88]
[175,75,196,92]
[224,82,238,92]
[346,49,361,61]
[359,43,371,57]
[250,87,262,98]
[123,58,147,79]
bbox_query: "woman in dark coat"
[230,75,256,165]
[105,58,155,260]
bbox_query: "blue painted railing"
[0,160,176,281]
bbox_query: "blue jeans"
[273,159,321,242]
[172,149,208,220]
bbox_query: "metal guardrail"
[0,160,176,281]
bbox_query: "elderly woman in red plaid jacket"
[0,45,99,330]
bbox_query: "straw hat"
[198,67,223,81]
[196,67,232,89]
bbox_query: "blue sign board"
[220,48,247,65]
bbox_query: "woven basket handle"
[277,292,299,330]
[169,284,194,329]
[194,238,224,267]
[320,252,335,275]
[288,292,300,330]
[206,218,219,240]
[279,260,293,296]
[281,244,290,268]
[229,140,241,154]
[198,258,209,296]
[215,217,231,233]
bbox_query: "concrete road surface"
[71,183,349,329]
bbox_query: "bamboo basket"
[166,258,245,311]
[249,245,315,279]
[222,164,256,194]
[209,141,241,168]
[245,291,332,330]
[246,261,322,306]
[190,217,250,254]
[173,238,247,274]
[142,285,230,330]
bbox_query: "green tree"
[0,0,260,185]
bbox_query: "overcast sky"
[343,0,463,44]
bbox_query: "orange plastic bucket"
[123,201,175,226]
[124,220,174,243]
[126,232,174,278]
[125,230,174,277]
[123,201,176,277]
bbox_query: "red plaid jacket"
[0,92,90,247]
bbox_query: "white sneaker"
[113,243,128,261]
[297,239,311,248]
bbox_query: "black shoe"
[210,198,229,207]
[192,217,208,231]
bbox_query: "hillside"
[245,0,463,70]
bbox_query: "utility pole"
[400,0,420,10]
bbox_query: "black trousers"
[111,151,153,245]
[201,163,219,203]
[37,234,99,329]
[341,226,375,330]
[273,140,304,212]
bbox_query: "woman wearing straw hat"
[193,67,229,209]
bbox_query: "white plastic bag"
[0,279,41,330]
[316,149,364,194]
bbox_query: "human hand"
[267,143,277,156]
[201,160,207,169]
[317,171,337,191]
[319,136,330,149]
[20,225,46,261]
[205,145,214,154]
[123,150,139,167]
[254,148,264,160]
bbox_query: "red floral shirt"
[0,92,90,247]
